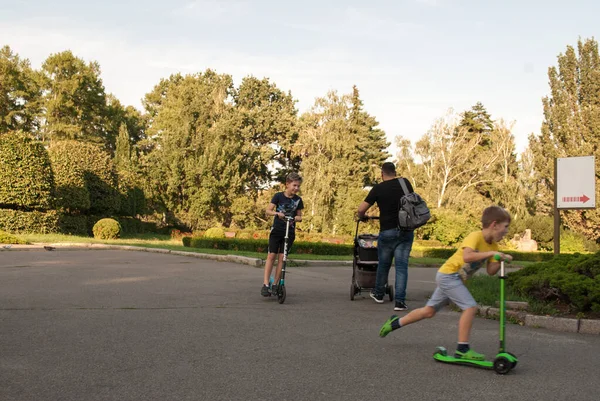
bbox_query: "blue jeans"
[374,228,414,302]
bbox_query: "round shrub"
[93,218,122,240]
[0,131,55,210]
[204,227,225,238]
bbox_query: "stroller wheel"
[350,283,355,301]
[386,285,394,302]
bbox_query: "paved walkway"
[1,250,599,401]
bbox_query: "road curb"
[477,304,599,335]
[1,243,264,268]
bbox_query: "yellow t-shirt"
[438,231,499,278]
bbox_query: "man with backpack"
[357,162,426,311]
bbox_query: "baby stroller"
[350,216,393,301]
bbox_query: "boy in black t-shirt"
[261,173,304,296]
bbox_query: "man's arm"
[357,201,371,220]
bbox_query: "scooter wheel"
[277,286,287,304]
[506,352,518,368]
[493,357,512,375]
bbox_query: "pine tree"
[530,37,600,240]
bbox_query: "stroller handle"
[357,216,379,221]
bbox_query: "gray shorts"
[425,272,477,312]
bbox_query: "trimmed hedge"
[0,208,59,233]
[48,141,120,214]
[508,252,600,313]
[183,237,353,255]
[0,131,54,210]
[183,236,557,261]
[0,208,159,236]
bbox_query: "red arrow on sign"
[562,195,590,203]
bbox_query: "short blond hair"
[286,172,302,184]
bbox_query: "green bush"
[183,236,353,255]
[509,215,554,249]
[507,252,600,313]
[204,227,225,238]
[92,218,122,240]
[0,131,55,210]
[419,209,478,246]
[48,141,120,214]
[0,230,27,244]
[0,208,59,233]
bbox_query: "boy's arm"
[266,203,284,219]
[294,209,303,222]
[463,248,513,276]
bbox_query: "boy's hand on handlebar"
[494,252,513,263]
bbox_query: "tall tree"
[530,37,600,240]
[294,90,364,235]
[39,51,109,145]
[141,69,245,228]
[413,109,500,209]
[459,101,494,147]
[232,76,298,190]
[0,46,42,134]
[350,85,390,186]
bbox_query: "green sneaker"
[454,349,485,361]
[379,315,399,338]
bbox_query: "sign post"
[554,156,596,254]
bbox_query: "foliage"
[0,131,54,210]
[508,214,554,249]
[0,208,59,233]
[529,38,600,240]
[48,140,119,214]
[183,236,353,255]
[0,230,27,244]
[92,218,122,240]
[418,208,479,246]
[204,227,225,238]
[507,252,600,313]
[0,46,42,133]
[39,51,109,145]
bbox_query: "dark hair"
[481,206,511,228]
[381,162,396,176]
[286,172,302,184]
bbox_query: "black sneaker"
[370,291,384,304]
[394,301,408,311]
[261,285,271,297]
[271,284,279,296]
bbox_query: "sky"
[1,0,598,155]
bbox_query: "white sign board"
[556,156,596,209]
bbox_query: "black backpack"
[397,178,431,230]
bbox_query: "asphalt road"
[1,250,599,401]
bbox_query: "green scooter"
[433,254,518,374]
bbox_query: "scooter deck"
[433,347,493,369]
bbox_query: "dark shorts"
[268,230,295,255]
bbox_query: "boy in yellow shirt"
[378,206,513,361]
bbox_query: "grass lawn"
[466,274,558,316]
